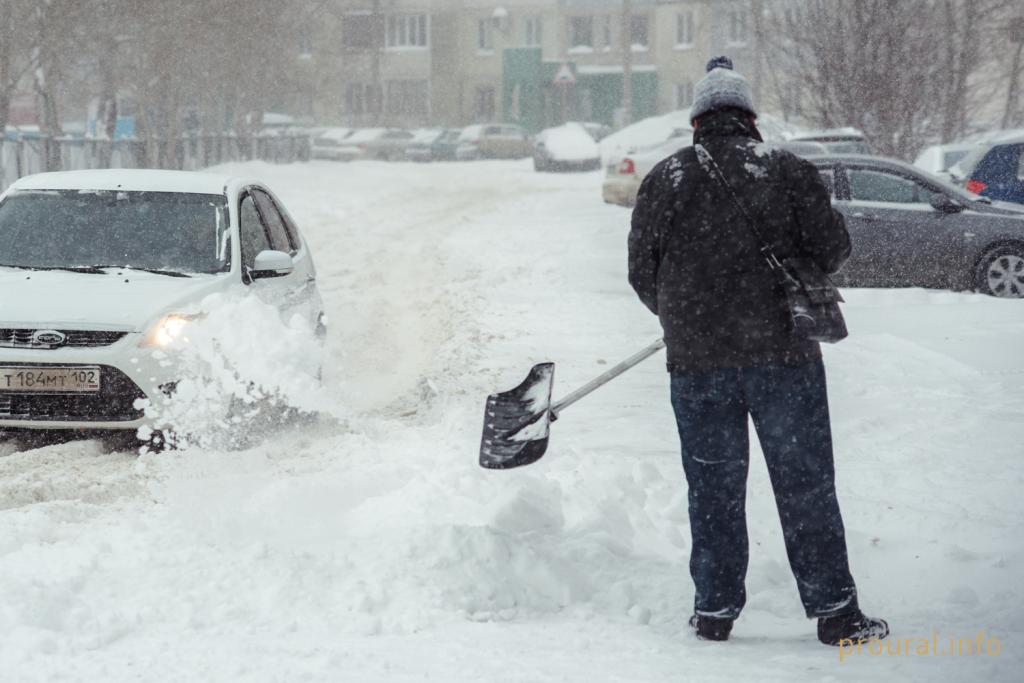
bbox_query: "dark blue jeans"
[670,359,858,619]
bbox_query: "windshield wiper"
[0,264,106,274]
[90,265,192,278]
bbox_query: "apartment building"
[307,0,762,131]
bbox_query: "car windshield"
[0,189,231,275]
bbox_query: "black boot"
[817,610,889,646]
[689,614,733,641]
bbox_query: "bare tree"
[761,0,1009,158]
[0,0,36,133]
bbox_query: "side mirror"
[930,193,964,214]
[251,250,293,279]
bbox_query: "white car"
[602,134,692,207]
[0,169,324,435]
[311,127,353,160]
[913,142,978,182]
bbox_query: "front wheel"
[975,245,1024,298]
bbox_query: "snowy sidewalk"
[0,160,1021,682]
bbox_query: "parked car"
[808,154,1024,297]
[602,133,692,206]
[790,128,872,155]
[405,128,459,162]
[456,124,533,160]
[311,128,353,160]
[0,169,325,434]
[914,142,977,181]
[533,123,602,172]
[947,131,1024,205]
[570,121,614,141]
[333,128,416,161]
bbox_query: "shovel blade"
[479,362,555,470]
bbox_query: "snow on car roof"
[344,128,388,142]
[8,169,233,195]
[317,127,352,141]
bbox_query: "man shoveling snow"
[627,56,889,647]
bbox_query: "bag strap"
[694,143,783,271]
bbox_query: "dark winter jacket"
[628,110,851,373]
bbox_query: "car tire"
[974,244,1024,298]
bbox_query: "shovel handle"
[550,338,665,418]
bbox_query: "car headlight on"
[141,314,202,348]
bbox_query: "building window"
[569,16,593,48]
[341,13,375,49]
[727,8,748,46]
[387,80,428,117]
[475,86,496,120]
[386,14,429,48]
[477,18,493,51]
[631,15,649,49]
[601,16,613,49]
[676,81,694,109]
[298,26,313,58]
[525,16,542,47]
[676,10,694,47]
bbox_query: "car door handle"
[852,212,879,221]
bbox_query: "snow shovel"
[479,338,666,470]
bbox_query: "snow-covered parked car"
[533,123,602,172]
[456,124,533,160]
[602,133,692,206]
[914,142,978,182]
[789,127,872,155]
[404,128,451,162]
[311,127,353,160]
[0,169,325,435]
[333,128,416,161]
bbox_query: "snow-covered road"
[1,160,1022,682]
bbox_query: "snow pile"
[137,292,329,451]
[537,124,600,161]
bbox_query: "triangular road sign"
[552,62,576,85]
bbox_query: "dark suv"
[950,132,1024,205]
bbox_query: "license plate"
[0,366,101,393]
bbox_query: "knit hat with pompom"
[690,56,756,123]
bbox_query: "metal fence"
[0,134,312,192]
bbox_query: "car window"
[239,193,272,277]
[483,126,502,136]
[848,169,932,204]
[943,150,969,171]
[252,189,296,254]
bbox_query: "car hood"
[0,268,233,331]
